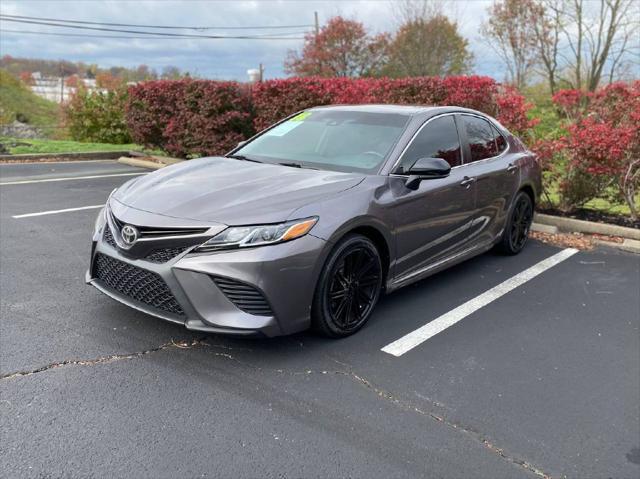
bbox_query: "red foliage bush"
[251,77,334,131]
[127,75,534,157]
[126,79,253,157]
[251,75,534,135]
[542,81,640,218]
[551,89,587,120]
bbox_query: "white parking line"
[0,172,144,186]
[381,248,579,357]
[12,205,104,219]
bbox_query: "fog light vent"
[211,276,273,316]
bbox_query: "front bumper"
[87,224,329,337]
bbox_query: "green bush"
[63,86,131,144]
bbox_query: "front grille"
[108,209,208,239]
[93,253,184,316]
[103,224,117,248]
[211,276,273,316]
[144,246,190,264]
[103,220,197,263]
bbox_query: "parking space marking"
[381,248,579,357]
[0,172,144,186]
[12,205,104,219]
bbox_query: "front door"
[390,114,477,285]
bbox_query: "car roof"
[309,104,485,118]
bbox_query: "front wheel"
[498,191,533,255]
[311,234,383,338]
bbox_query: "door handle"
[460,177,476,188]
[507,163,519,173]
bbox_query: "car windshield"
[233,110,410,173]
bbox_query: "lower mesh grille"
[211,276,273,316]
[93,253,184,316]
[144,247,190,264]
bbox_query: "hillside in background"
[0,69,60,136]
[0,55,186,82]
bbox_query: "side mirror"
[405,157,451,190]
[236,140,247,148]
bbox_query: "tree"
[383,15,473,77]
[391,0,448,25]
[95,72,124,90]
[64,75,81,88]
[481,0,540,89]
[161,65,183,80]
[558,0,636,91]
[503,0,638,92]
[529,0,563,93]
[135,64,157,81]
[284,16,389,78]
[19,71,34,86]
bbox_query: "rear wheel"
[498,191,533,255]
[312,234,383,338]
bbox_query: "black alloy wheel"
[312,235,383,337]
[499,191,533,255]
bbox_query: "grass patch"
[542,184,636,217]
[0,69,61,137]
[1,137,139,155]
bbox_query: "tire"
[498,191,534,255]
[311,234,383,338]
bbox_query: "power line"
[0,17,309,39]
[0,28,309,40]
[0,13,314,30]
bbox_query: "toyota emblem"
[121,224,139,247]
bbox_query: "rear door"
[456,114,520,246]
[390,114,478,284]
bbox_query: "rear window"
[461,115,500,162]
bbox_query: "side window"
[396,116,462,174]
[461,116,498,162]
[492,125,508,154]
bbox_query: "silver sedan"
[87,105,540,338]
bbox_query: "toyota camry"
[87,105,540,338]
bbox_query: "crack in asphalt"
[197,346,555,479]
[343,371,552,479]
[0,338,208,380]
[1,337,554,478]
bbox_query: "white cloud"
[0,0,501,80]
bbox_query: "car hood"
[113,156,365,225]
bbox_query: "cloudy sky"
[0,0,504,80]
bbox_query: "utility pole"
[314,11,321,75]
[259,63,264,82]
[59,65,64,103]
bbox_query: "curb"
[531,223,559,234]
[534,213,639,241]
[127,151,184,165]
[0,150,132,162]
[593,239,640,254]
[117,157,164,170]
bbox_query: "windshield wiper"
[227,154,262,164]
[278,161,317,170]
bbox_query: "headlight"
[94,207,106,235]
[195,217,318,252]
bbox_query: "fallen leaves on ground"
[530,231,593,250]
[530,231,625,250]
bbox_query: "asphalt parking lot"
[1,160,639,479]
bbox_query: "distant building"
[29,73,106,103]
